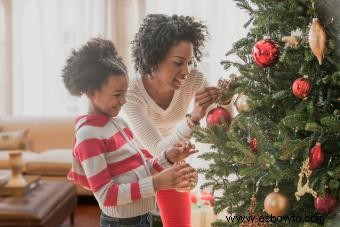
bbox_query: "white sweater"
[123,70,208,156]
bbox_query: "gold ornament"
[217,78,232,105]
[282,35,299,48]
[235,93,250,112]
[264,187,290,216]
[240,194,272,227]
[308,18,327,65]
[295,158,317,201]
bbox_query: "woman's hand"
[165,142,198,163]
[191,86,221,123]
[152,162,196,191]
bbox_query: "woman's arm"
[123,96,193,156]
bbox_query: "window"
[6,0,248,116]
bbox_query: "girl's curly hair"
[62,38,127,96]
[131,14,208,75]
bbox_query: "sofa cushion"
[0,151,40,170]
[1,116,74,153]
[25,149,72,176]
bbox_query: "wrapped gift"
[191,206,217,227]
[191,190,217,226]
[191,190,215,207]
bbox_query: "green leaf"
[320,116,340,131]
[329,179,340,191]
[282,114,309,129]
[305,122,322,132]
[239,165,261,176]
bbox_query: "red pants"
[157,189,191,227]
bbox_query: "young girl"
[62,38,197,227]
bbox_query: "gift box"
[191,190,217,226]
[191,206,217,227]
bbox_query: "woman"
[123,14,221,227]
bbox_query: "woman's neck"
[142,75,175,109]
[142,75,173,97]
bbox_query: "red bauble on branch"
[309,142,325,171]
[206,106,231,127]
[251,38,280,67]
[314,194,338,214]
[292,75,312,99]
[248,137,257,152]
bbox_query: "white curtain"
[145,0,249,85]
[0,0,12,116]
[10,0,144,116]
[5,0,248,116]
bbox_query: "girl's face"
[89,74,128,117]
[153,41,193,90]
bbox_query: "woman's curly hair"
[131,14,208,75]
[62,38,127,96]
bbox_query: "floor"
[61,196,164,227]
[62,196,100,227]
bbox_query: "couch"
[0,116,91,195]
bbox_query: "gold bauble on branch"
[235,93,250,112]
[264,187,290,216]
[308,18,327,65]
[282,35,299,48]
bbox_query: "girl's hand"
[152,163,196,190]
[191,86,220,123]
[175,161,198,192]
[165,142,198,163]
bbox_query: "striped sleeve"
[73,135,155,207]
[140,149,172,174]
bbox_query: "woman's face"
[89,74,128,117]
[153,41,193,90]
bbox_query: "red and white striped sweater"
[68,114,171,218]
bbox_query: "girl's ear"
[85,90,95,99]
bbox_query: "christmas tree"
[194,0,340,226]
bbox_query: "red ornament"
[314,194,338,214]
[248,137,257,152]
[309,142,325,170]
[200,191,215,207]
[191,192,197,204]
[206,106,231,127]
[292,75,312,99]
[251,38,280,67]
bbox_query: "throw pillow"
[0,129,29,150]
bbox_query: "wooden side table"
[0,147,40,196]
[0,180,77,227]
